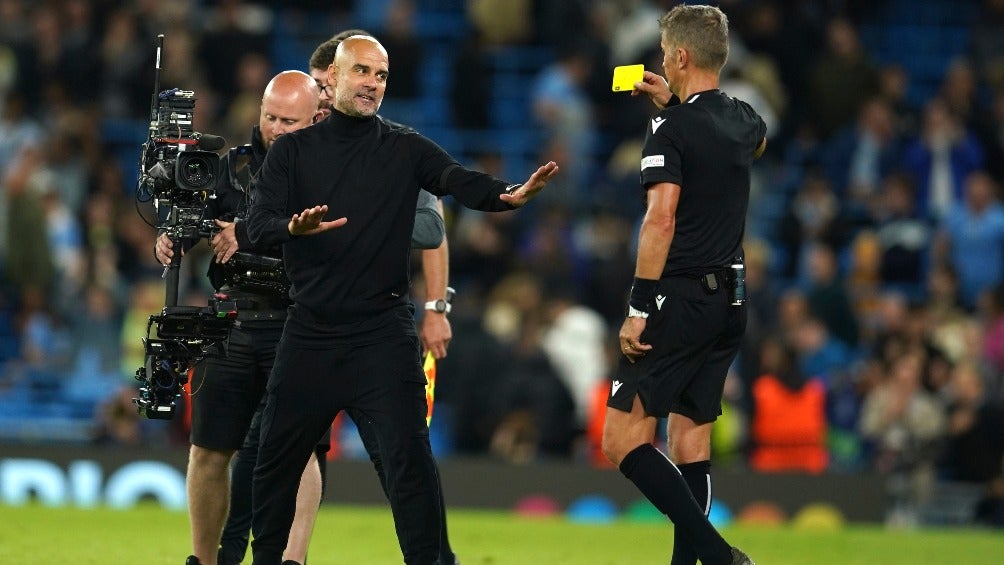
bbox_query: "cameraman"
[156,70,446,565]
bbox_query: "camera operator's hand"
[211,219,239,264]
[632,71,673,109]
[287,205,348,236]
[155,233,182,266]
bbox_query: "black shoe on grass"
[731,547,755,565]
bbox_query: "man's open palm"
[288,205,348,236]
[499,161,559,208]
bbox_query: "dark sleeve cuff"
[234,219,253,251]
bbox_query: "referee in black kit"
[245,35,557,565]
[601,5,765,565]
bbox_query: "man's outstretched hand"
[499,161,559,208]
[287,205,348,236]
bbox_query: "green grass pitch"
[1,503,1001,564]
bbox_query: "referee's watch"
[425,298,451,314]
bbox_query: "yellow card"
[611,64,644,92]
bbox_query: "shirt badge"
[641,155,665,170]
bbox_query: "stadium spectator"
[98,8,152,119]
[845,231,883,343]
[938,360,1004,483]
[876,64,919,138]
[750,337,828,474]
[805,243,859,347]
[379,0,423,101]
[790,317,855,393]
[198,0,270,103]
[807,18,880,139]
[860,349,947,524]
[778,170,850,280]
[531,44,596,199]
[467,0,532,46]
[924,265,972,365]
[819,97,902,213]
[939,59,984,129]
[902,98,985,221]
[936,171,1004,309]
[2,144,54,297]
[872,172,930,295]
[540,293,609,432]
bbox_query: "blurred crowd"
[1,0,1004,527]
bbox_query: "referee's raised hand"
[287,204,348,236]
[632,70,673,109]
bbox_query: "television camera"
[133,35,236,419]
[134,297,237,419]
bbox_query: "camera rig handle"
[163,206,183,308]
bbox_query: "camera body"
[138,88,224,245]
[133,296,238,419]
[142,89,220,195]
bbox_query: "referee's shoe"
[731,547,755,564]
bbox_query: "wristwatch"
[424,298,451,314]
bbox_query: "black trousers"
[251,329,441,565]
[219,399,329,565]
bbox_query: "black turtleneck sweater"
[246,109,515,329]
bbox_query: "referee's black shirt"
[640,89,766,276]
[246,109,514,330]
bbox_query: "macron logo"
[611,380,624,396]
[655,294,666,311]
[651,116,666,133]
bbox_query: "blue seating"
[858,0,973,111]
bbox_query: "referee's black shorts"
[607,274,746,424]
[189,325,282,450]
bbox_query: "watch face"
[435,299,448,313]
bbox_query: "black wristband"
[629,277,659,312]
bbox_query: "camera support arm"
[163,204,182,308]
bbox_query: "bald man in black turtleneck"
[245,35,558,565]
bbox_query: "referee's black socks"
[671,460,711,565]
[619,445,731,565]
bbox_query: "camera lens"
[181,155,212,187]
[175,151,218,190]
